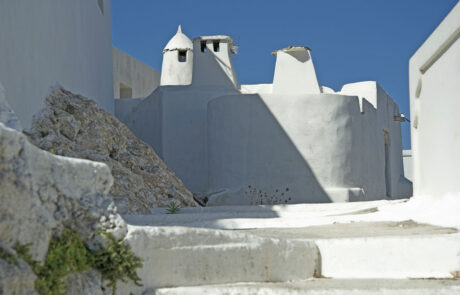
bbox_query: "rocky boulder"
[27,87,197,214]
[0,83,22,131]
[0,122,126,261]
[0,256,36,295]
[0,121,127,294]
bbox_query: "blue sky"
[112,0,458,149]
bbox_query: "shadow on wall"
[117,39,333,206]
[289,50,310,63]
[207,93,331,205]
[115,42,241,195]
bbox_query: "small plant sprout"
[166,201,181,214]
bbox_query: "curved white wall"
[207,94,363,204]
[207,91,411,205]
[116,83,411,204]
[161,50,193,86]
[0,0,114,127]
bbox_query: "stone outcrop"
[64,269,103,295]
[27,87,197,214]
[0,83,22,131]
[0,121,127,293]
[0,257,36,295]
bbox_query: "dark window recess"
[178,50,187,62]
[119,83,132,99]
[213,40,220,52]
[201,41,208,52]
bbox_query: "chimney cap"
[272,46,311,56]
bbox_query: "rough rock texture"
[0,121,127,294]
[27,87,197,214]
[64,269,103,295]
[0,83,22,131]
[0,121,127,257]
[0,257,37,295]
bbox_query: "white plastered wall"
[160,50,193,86]
[115,29,411,204]
[409,2,460,197]
[206,90,411,205]
[0,0,114,127]
[117,82,411,203]
[115,86,240,195]
[403,150,413,182]
[272,48,321,94]
[207,93,362,204]
[113,47,161,99]
[192,38,238,89]
[341,81,412,198]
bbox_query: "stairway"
[117,201,460,294]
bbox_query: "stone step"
[149,279,460,295]
[118,202,460,294]
[116,226,319,294]
[315,233,460,279]
[245,227,460,279]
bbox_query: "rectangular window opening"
[201,41,208,53]
[178,50,187,62]
[213,40,220,52]
[119,83,132,99]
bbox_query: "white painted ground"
[119,197,460,294]
[152,279,460,295]
[125,197,460,230]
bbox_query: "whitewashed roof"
[163,25,193,53]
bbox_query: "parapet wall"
[113,47,161,99]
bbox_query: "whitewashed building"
[409,1,460,199]
[116,26,412,205]
[0,0,114,128]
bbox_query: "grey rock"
[0,258,37,295]
[27,87,197,214]
[0,83,22,131]
[0,122,127,262]
[64,269,103,295]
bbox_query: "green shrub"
[166,201,181,214]
[0,246,18,266]
[5,228,142,295]
[91,231,143,294]
[33,229,90,295]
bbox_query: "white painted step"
[243,225,460,279]
[118,201,460,294]
[116,226,319,294]
[315,233,460,279]
[149,279,460,295]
